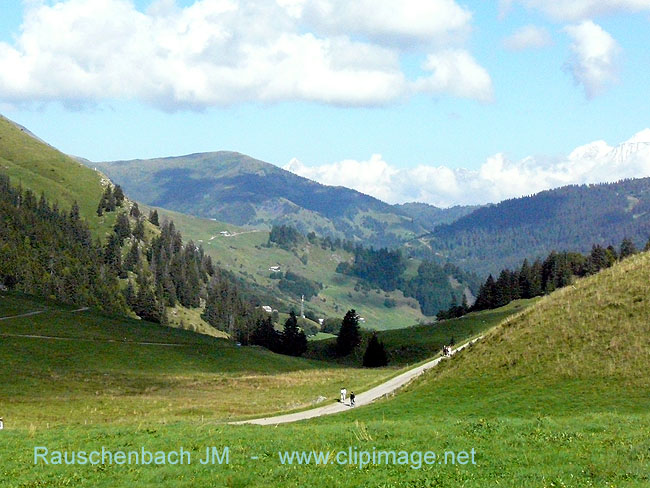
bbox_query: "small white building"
[269,265,281,272]
[261,305,273,313]
[0,417,4,430]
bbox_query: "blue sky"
[1,0,650,206]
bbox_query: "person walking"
[340,387,347,403]
[350,392,355,407]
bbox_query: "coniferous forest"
[0,174,262,335]
[436,236,649,320]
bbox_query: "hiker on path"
[340,387,347,403]
[350,392,355,407]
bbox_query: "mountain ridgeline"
[411,178,650,276]
[91,152,470,248]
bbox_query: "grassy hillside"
[0,115,115,237]
[309,298,538,366]
[146,205,430,330]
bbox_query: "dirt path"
[0,332,206,347]
[231,338,481,426]
[0,310,45,321]
[0,308,201,347]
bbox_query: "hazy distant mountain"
[411,177,650,276]
[92,151,439,247]
[395,202,479,229]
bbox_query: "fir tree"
[130,202,141,218]
[251,316,281,352]
[336,309,361,356]
[149,209,160,227]
[363,333,388,367]
[124,241,140,272]
[620,237,637,259]
[114,185,125,207]
[104,233,123,277]
[133,218,145,241]
[281,311,307,356]
[113,213,131,245]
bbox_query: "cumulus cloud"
[0,0,489,108]
[503,25,552,50]
[564,21,621,98]
[301,0,472,47]
[501,0,650,21]
[414,50,494,102]
[284,130,650,207]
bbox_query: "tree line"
[436,237,650,320]
[336,245,481,315]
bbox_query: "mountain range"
[91,152,474,248]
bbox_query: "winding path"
[231,338,481,426]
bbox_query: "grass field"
[1,252,648,487]
[0,293,394,429]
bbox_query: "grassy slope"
[0,115,115,237]
[0,116,220,336]
[148,205,429,330]
[0,292,391,429]
[2,252,648,487]
[307,298,539,365]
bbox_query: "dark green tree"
[251,316,281,352]
[130,202,141,218]
[124,241,140,272]
[149,209,160,227]
[336,309,361,356]
[281,311,308,356]
[363,333,388,367]
[620,237,637,259]
[114,185,125,207]
[133,218,145,241]
[113,212,131,245]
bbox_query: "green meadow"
[1,252,649,486]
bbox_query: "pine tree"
[113,213,131,245]
[133,218,145,241]
[363,333,388,367]
[281,311,307,356]
[105,187,117,212]
[124,241,140,272]
[251,316,281,352]
[104,233,123,277]
[336,309,361,356]
[130,202,141,218]
[620,237,637,259]
[149,209,160,227]
[114,185,125,207]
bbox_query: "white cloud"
[501,0,650,21]
[0,0,488,108]
[414,49,494,102]
[301,0,472,47]
[564,21,621,99]
[503,25,552,50]
[284,130,650,207]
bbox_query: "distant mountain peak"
[625,128,650,144]
[568,140,611,161]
